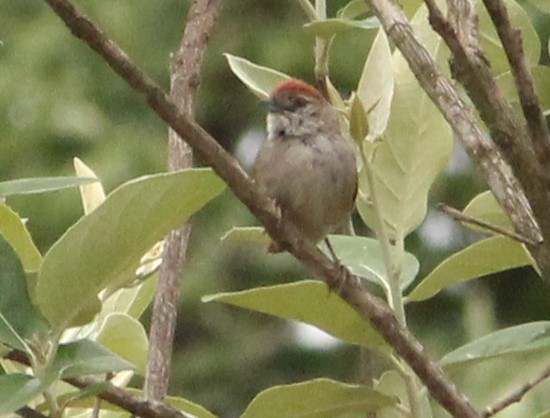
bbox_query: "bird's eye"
[291,95,308,109]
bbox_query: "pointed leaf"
[52,339,135,378]
[241,378,395,418]
[325,76,346,112]
[348,93,370,145]
[204,281,388,351]
[165,394,219,418]
[326,235,419,291]
[375,370,432,418]
[462,190,513,232]
[0,203,41,271]
[74,158,106,215]
[221,229,419,292]
[36,169,225,330]
[225,54,290,100]
[477,0,540,75]
[0,176,98,196]
[51,388,219,418]
[357,28,394,140]
[357,7,453,239]
[0,236,49,350]
[337,0,369,19]
[0,374,49,416]
[497,66,550,115]
[96,313,148,375]
[220,226,270,246]
[440,322,550,371]
[99,274,158,321]
[407,236,535,302]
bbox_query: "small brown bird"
[254,79,358,254]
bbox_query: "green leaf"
[74,157,106,215]
[99,274,158,320]
[358,6,453,239]
[52,339,135,378]
[225,54,290,100]
[536,410,550,418]
[524,0,550,12]
[0,176,98,197]
[401,0,423,18]
[220,226,270,246]
[96,313,148,375]
[221,229,419,292]
[0,374,49,416]
[337,0,369,19]
[357,27,394,140]
[303,17,379,38]
[326,235,419,292]
[0,236,49,351]
[348,93,370,145]
[240,378,395,418]
[204,281,388,351]
[440,321,550,371]
[407,236,535,302]
[478,0,540,75]
[55,388,219,418]
[497,66,550,116]
[375,370,432,418]
[0,203,41,272]
[165,394,219,418]
[36,168,225,330]
[462,190,513,232]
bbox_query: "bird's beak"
[262,97,282,113]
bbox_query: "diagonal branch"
[145,0,223,401]
[437,203,537,245]
[365,0,541,245]
[422,0,550,274]
[482,365,550,417]
[6,349,193,418]
[42,0,481,416]
[482,0,550,165]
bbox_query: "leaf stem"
[296,0,318,21]
[362,147,423,416]
[313,0,331,94]
[360,147,405,325]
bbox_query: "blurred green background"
[2,0,550,416]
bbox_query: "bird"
[254,79,358,257]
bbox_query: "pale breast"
[254,134,357,243]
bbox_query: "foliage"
[2,0,550,417]
[0,160,225,416]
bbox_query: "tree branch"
[365,0,541,252]
[422,0,550,274]
[6,349,193,418]
[145,0,223,401]
[437,203,537,245]
[482,0,550,165]
[482,365,550,417]
[41,0,481,416]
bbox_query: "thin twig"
[438,203,538,245]
[482,365,550,417]
[482,0,550,165]
[41,1,481,416]
[6,350,192,418]
[144,0,223,401]
[366,0,541,250]
[422,0,550,273]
